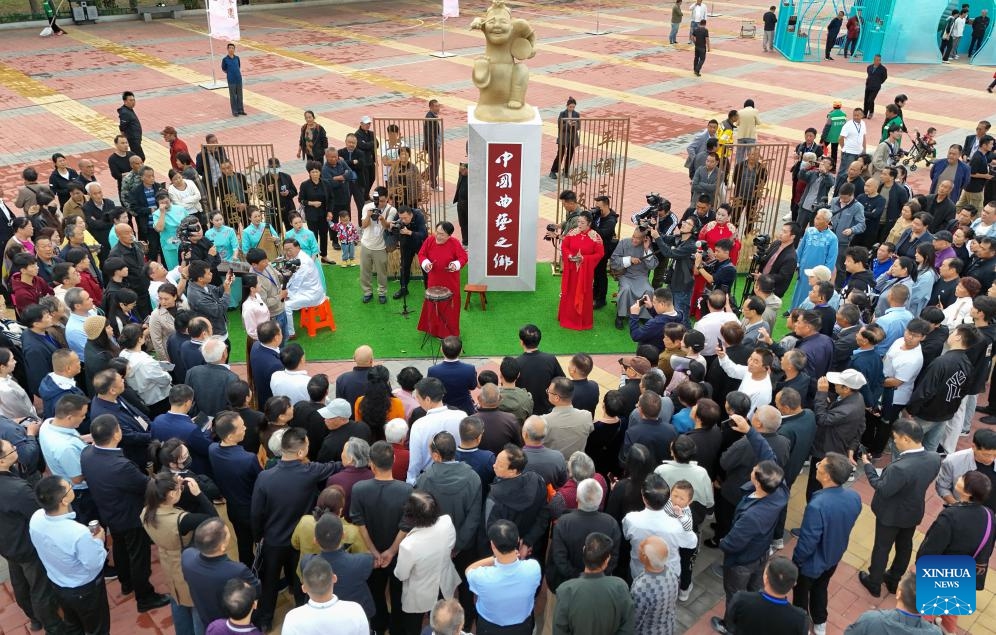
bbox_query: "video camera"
[543,223,558,241]
[177,215,202,262]
[272,257,301,282]
[630,193,671,231]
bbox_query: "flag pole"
[586,0,609,35]
[199,0,228,89]
[430,15,456,58]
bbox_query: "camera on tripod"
[630,193,670,231]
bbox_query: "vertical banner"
[486,143,522,277]
[442,0,459,18]
[208,0,241,41]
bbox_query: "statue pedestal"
[467,105,542,291]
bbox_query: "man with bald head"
[75,159,97,187]
[474,383,521,454]
[108,221,152,318]
[521,416,567,488]
[335,345,374,418]
[631,535,680,635]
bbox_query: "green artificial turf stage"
[225,264,793,362]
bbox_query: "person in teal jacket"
[284,213,320,259]
[152,192,188,269]
[241,207,278,254]
[206,211,240,262]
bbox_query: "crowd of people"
[2,23,996,635]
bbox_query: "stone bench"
[138,4,183,21]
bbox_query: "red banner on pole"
[485,143,522,277]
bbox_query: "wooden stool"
[463,284,488,311]
[298,298,337,336]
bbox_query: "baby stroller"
[898,129,936,172]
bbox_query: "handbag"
[973,507,993,591]
[27,185,55,207]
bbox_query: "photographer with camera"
[695,238,737,313]
[246,247,288,338]
[628,287,683,348]
[650,216,700,325]
[393,205,428,300]
[591,195,618,310]
[609,228,658,330]
[177,217,221,275]
[280,238,325,340]
[185,258,233,340]
[359,187,397,304]
[544,190,583,243]
[630,194,677,290]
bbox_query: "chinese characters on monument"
[486,143,522,276]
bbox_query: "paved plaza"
[0,0,994,633]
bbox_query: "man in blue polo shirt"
[221,43,246,117]
[37,394,96,523]
[466,520,542,635]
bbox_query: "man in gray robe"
[610,228,658,329]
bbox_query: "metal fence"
[551,117,630,272]
[198,143,283,235]
[715,142,791,269]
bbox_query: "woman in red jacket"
[10,252,53,316]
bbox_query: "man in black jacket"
[969,10,991,57]
[905,324,980,454]
[250,427,341,631]
[756,223,798,298]
[592,195,618,309]
[108,222,153,318]
[79,415,169,612]
[830,303,861,372]
[651,215,699,325]
[181,517,261,626]
[355,116,377,199]
[547,478,621,592]
[0,439,63,634]
[839,246,875,297]
[807,370,866,501]
[964,236,996,291]
[453,162,469,248]
[858,418,942,597]
[393,206,427,299]
[485,444,551,561]
[117,91,144,161]
[339,134,369,220]
[863,55,888,118]
[515,324,565,415]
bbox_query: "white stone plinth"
[467,105,541,292]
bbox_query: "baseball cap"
[360,116,372,124]
[804,265,833,282]
[826,369,867,390]
[318,398,352,419]
[832,100,842,107]
[161,125,177,136]
[618,356,651,375]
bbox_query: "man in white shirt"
[407,377,467,483]
[622,473,697,579]
[881,320,926,422]
[837,108,867,177]
[951,10,967,59]
[269,343,311,405]
[281,238,326,339]
[359,187,397,304]
[688,0,708,43]
[970,202,996,240]
[281,557,369,635]
[692,290,739,357]
[717,346,774,416]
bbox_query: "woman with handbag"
[916,471,995,635]
[297,110,329,163]
[142,472,219,635]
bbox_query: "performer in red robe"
[417,221,468,338]
[558,212,604,330]
[691,205,742,318]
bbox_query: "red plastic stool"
[298,298,337,336]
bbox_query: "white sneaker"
[814,623,827,635]
[678,583,693,602]
[770,538,784,551]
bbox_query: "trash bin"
[71,0,98,24]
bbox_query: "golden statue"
[470,0,537,123]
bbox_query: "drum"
[425,286,453,302]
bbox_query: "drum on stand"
[421,286,455,359]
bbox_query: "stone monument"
[467,0,541,291]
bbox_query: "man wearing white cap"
[316,398,372,464]
[355,116,377,199]
[807,369,866,501]
[797,265,841,310]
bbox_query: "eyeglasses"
[0,447,16,462]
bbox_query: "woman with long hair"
[118,323,172,417]
[0,347,37,421]
[148,283,179,361]
[259,395,293,466]
[141,472,219,635]
[909,242,938,316]
[917,471,995,635]
[605,443,655,525]
[83,315,120,394]
[106,287,141,338]
[355,365,405,442]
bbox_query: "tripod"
[738,252,764,306]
